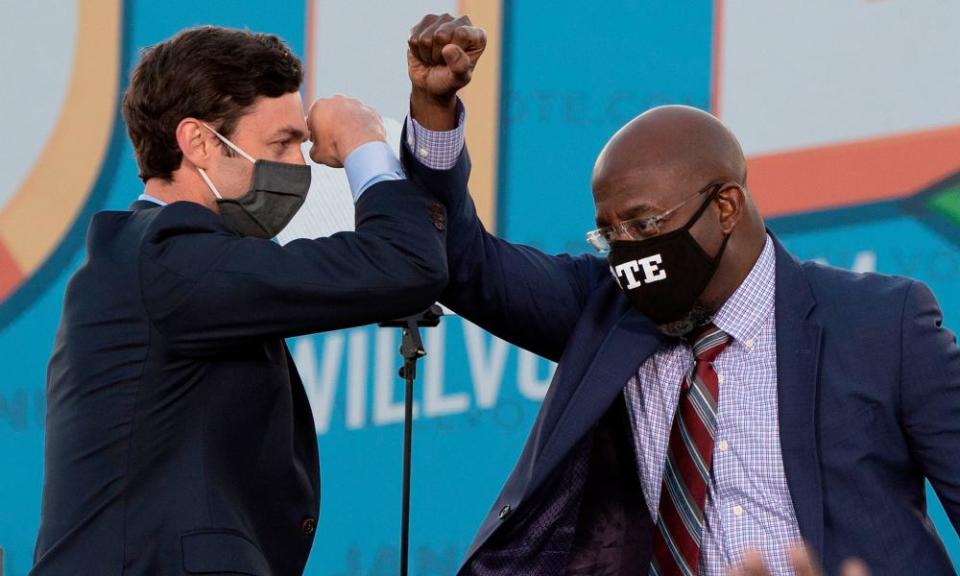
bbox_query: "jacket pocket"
[181,529,272,575]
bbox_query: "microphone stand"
[378,304,444,576]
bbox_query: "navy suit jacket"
[34,180,448,575]
[401,146,960,575]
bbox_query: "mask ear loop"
[708,182,744,249]
[682,182,726,232]
[196,122,256,201]
[704,183,735,266]
[201,122,256,163]
[197,167,224,200]
[682,181,733,273]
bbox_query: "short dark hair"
[122,26,303,182]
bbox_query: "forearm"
[399,118,605,361]
[410,88,459,131]
[141,180,448,354]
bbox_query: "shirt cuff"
[343,140,405,202]
[404,99,466,171]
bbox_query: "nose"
[290,144,308,166]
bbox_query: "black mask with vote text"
[607,187,730,325]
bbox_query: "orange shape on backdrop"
[747,124,960,217]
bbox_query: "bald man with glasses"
[403,13,960,576]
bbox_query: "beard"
[657,301,714,338]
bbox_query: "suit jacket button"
[498,505,512,520]
[302,517,317,535]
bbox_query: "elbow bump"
[419,258,449,300]
[409,258,449,308]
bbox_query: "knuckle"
[417,14,438,28]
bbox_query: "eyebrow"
[271,127,308,143]
[595,202,658,228]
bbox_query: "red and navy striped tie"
[650,323,731,576]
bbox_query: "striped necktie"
[650,323,731,576]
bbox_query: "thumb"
[788,545,822,576]
[739,550,769,576]
[442,43,471,79]
[840,559,870,576]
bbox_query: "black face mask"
[215,160,311,239]
[607,188,730,325]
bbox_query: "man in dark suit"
[33,27,450,575]
[403,15,960,576]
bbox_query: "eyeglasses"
[585,182,725,253]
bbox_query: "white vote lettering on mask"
[638,254,667,283]
[614,254,667,289]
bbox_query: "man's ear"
[716,184,746,234]
[176,118,216,170]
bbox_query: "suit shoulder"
[85,207,160,258]
[142,201,232,243]
[137,202,242,286]
[798,259,917,307]
[567,252,610,289]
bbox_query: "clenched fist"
[307,95,386,168]
[408,13,486,130]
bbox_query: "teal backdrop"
[1,1,958,575]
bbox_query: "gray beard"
[657,302,714,338]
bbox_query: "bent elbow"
[411,257,449,307]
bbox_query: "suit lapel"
[771,234,825,557]
[528,306,663,497]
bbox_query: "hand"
[407,13,486,129]
[726,544,870,576]
[307,95,386,168]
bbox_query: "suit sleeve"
[401,133,608,362]
[139,179,448,355]
[900,280,960,533]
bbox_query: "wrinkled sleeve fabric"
[139,179,448,356]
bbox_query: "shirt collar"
[137,193,167,206]
[712,234,776,344]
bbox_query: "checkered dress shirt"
[405,102,466,170]
[624,236,803,575]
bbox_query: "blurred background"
[1,1,959,574]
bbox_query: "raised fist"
[408,13,486,102]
